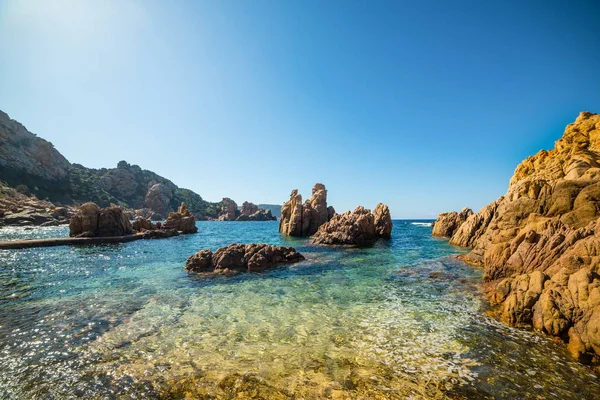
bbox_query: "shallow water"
[0,221,598,399]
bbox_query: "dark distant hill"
[0,110,223,219]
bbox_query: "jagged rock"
[373,203,393,238]
[432,207,473,238]
[97,204,134,237]
[217,198,239,221]
[184,244,304,275]
[69,202,101,237]
[312,204,393,246]
[279,183,333,236]
[0,183,75,227]
[143,183,173,218]
[69,202,132,237]
[163,203,197,234]
[132,216,154,232]
[435,112,600,362]
[235,201,277,221]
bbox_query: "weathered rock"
[184,249,213,273]
[69,202,132,237]
[184,244,304,275]
[69,202,101,237]
[217,198,239,221]
[432,207,473,238]
[235,201,277,221]
[279,183,333,236]
[97,204,134,237]
[132,216,154,232]
[435,112,600,362]
[0,183,75,227]
[163,203,198,234]
[143,183,173,218]
[373,203,393,238]
[312,204,393,246]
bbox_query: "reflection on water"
[0,221,598,399]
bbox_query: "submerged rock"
[69,202,133,237]
[312,204,393,246]
[434,112,600,363]
[185,243,304,275]
[279,183,334,236]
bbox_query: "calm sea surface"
[0,221,598,399]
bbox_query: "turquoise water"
[0,221,599,399]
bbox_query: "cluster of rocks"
[69,201,197,238]
[236,201,276,221]
[278,183,336,236]
[0,183,76,227]
[69,203,133,237]
[312,203,393,246]
[185,243,304,275]
[433,112,600,363]
[278,183,393,246]
[216,199,276,221]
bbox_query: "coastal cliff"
[0,110,224,219]
[433,112,600,363]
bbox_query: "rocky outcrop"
[0,183,76,227]
[432,207,473,238]
[217,198,239,221]
[163,203,198,234]
[312,204,393,246]
[0,110,72,202]
[235,201,277,221]
[143,183,173,218]
[373,203,393,238]
[185,244,304,275]
[69,202,133,237]
[434,112,600,363]
[279,183,335,236]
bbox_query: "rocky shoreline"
[433,112,600,364]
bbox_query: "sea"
[0,220,599,399]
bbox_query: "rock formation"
[279,183,335,236]
[185,244,304,275]
[217,198,239,221]
[432,207,473,238]
[69,202,133,237]
[0,183,76,227]
[312,204,393,246]
[235,201,277,221]
[433,112,600,363]
[163,203,198,234]
[143,183,173,219]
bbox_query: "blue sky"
[1,0,599,218]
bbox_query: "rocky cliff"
[433,112,600,363]
[0,110,223,219]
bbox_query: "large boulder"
[69,202,132,237]
[185,244,304,275]
[435,112,600,362]
[69,202,101,237]
[163,202,198,234]
[143,183,173,218]
[279,183,334,236]
[312,204,393,246]
[217,198,239,221]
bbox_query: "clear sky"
[1,0,599,218]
